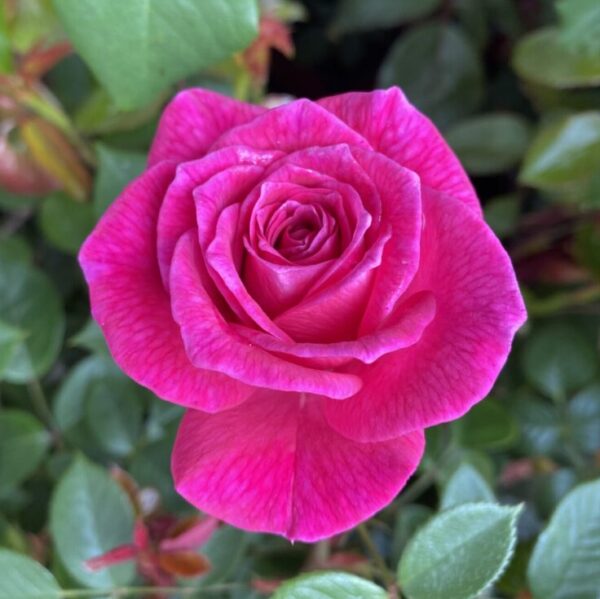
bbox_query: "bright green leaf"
[93,143,146,216]
[557,0,600,57]
[0,549,61,599]
[0,258,65,383]
[446,113,531,175]
[441,464,495,510]
[273,571,387,599]
[520,112,600,190]
[520,322,598,399]
[528,478,600,599]
[52,0,259,109]
[50,456,135,588]
[38,193,95,254]
[513,28,600,89]
[0,410,49,495]
[378,22,483,128]
[331,0,441,35]
[398,503,521,599]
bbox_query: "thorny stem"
[357,524,395,588]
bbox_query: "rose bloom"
[80,87,526,542]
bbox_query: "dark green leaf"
[0,237,33,265]
[331,0,441,36]
[456,399,519,450]
[446,113,531,175]
[38,193,95,254]
[0,321,24,379]
[511,393,562,456]
[520,322,598,399]
[484,194,520,238]
[50,456,135,588]
[0,549,61,599]
[93,144,146,216]
[398,503,521,599]
[378,22,484,128]
[273,571,387,599]
[513,28,600,89]
[69,319,108,355]
[392,505,433,564]
[528,478,600,599]
[567,384,600,454]
[52,0,259,109]
[0,410,49,495]
[440,464,495,510]
[0,258,65,383]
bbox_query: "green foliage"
[50,456,136,588]
[528,479,600,599]
[273,571,387,598]
[0,550,61,598]
[440,464,495,510]
[557,0,600,57]
[398,503,521,599]
[52,0,259,109]
[378,22,483,128]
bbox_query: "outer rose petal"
[324,188,527,442]
[172,391,425,542]
[148,89,265,166]
[318,88,481,214]
[79,163,254,412]
[170,231,362,399]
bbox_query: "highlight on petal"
[79,163,254,413]
[172,391,425,542]
[324,188,527,442]
[170,231,363,400]
[319,87,481,214]
[148,89,265,166]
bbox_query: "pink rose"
[80,87,526,542]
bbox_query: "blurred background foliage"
[0,0,599,598]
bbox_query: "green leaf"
[272,571,387,599]
[513,28,600,89]
[38,193,95,254]
[484,194,520,238]
[0,549,61,599]
[0,321,24,379]
[440,464,495,510]
[0,258,65,383]
[520,322,598,399]
[52,0,259,109]
[53,355,147,457]
[446,113,531,175]
[392,505,433,564]
[557,0,600,57]
[0,236,33,265]
[511,393,561,456]
[93,143,146,216]
[456,399,519,450]
[520,112,600,190]
[0,410,49,495]
[331,0,441,36]
[50,456,135,588]
[398,503,521,599]
[69,319,108,355]
[528,478,600,599]
[378,22,483,128]
[567,384,600,454]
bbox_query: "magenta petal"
[79,163,254,412]
[148,89,265,166]
[324,188,527,442]
[172,392,425,542]
[170,231,363,399]
[211,99,371,153]
[319,88,481,214]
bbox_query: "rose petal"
[319,87,480,214]
[149,89,265,166]
[324,188,527,442]
[79,163,254,412]
[170,231,363,399]
[172,391,425,541]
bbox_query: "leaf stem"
[357,524,395,588]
